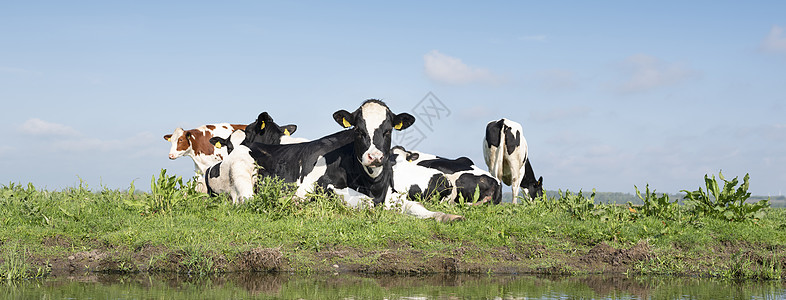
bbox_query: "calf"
[204,130,256,204]
[483,118,543,203]
[243,100,463,222]
[392,146,502,205]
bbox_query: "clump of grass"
[1,242,48,281]
[630,184,680,221]
[123,169,207,216]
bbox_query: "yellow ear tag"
[214,142,222,149]
[342,118,351,128]
[394,121,403,130]
[283,128,290,136]
[260,121,266,130]
[166,137,171,141]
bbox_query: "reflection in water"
[2,272,785,299]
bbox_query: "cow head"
[333,100,415,177]
[522,176,544,200]
[244,112,298,145]
[163,127,193,160]
[391,145,419,163]
[209,130,246,155]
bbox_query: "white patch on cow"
[328,185,374,209]
[203,130,256,204]
[296,156,328,198]
[383,188,440,219]
[358,102,388,175]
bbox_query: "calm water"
[2,273,785,299]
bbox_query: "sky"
[1,1,785,196]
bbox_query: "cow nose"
[367,151,383,165]
[168,154,176,160]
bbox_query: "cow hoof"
[436,213,465,223]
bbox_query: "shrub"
[123,169,206,215]
[630,184,680,220]
[681,171,769,222]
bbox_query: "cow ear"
[280,124,297,136]
[256,112,275,131]
[408,152,419,162]
[537,176,543,186]
[209,137,226,148]
[164,134,172,141]
[333,110,354,128]
[392,113,415,131]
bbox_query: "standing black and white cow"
[244,100,463,222]
[483,118,543,203]
[392,146,502,205]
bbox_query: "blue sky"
[1,1,785,195]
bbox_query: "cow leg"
[384,189,464,222]
[511,175,522,205]
[326,185,375,209]
[194,176,208,194]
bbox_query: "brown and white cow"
[163,123,248,177]
[483,118,543,204]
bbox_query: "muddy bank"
[18,235,783,278]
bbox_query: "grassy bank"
[1,170,784,281]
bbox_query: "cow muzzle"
[363,151,384,167]
[168,153,177,160]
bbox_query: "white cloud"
[19,118,81,137]
[423,50,502,85]
[519,35,547,42]
[761,25,786,54]
[615,54,699,94]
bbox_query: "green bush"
[681,171,769,222]
[123,169,206,215]
[631,184,680,220]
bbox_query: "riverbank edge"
[22,237,785,280]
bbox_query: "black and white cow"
[243,100,463,222]
[204,130,255,204]
[390,147,453,202]
[203,112,307,204]
[392,146,502,205]
[243,112,309,145]
[483,118,543,203]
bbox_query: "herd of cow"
[163,100,543,222]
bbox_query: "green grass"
[1,170,785,280]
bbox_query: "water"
[2,273,785,299]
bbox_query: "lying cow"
[390,147,453,202]
[204,130,256,204]
[392,146,502,205]
[164,123,247,192]
[202,112,309,203]
[483,118,543,203]
[239,100,463,222]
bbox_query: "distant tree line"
[501,191,786,208]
